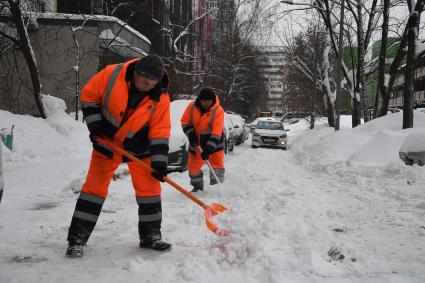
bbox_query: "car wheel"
[282,147,287,150]
[251,145,258,149]
[224,138,228,154]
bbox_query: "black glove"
[89,131,113,159]
[89,132,101,144]
[89,124,106,143]
[186,130,198,156]
[200,150,209,160]
[151,162,168,182]
[201,144,215,160]
[188,131,197,145]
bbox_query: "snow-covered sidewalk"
[1,108,425,282]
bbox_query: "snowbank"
[0,95,90,163]
[292,111,425,177]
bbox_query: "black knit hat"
[198,88,215,101]
[134,54,164,82]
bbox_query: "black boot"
[140,238,172,251]
[190,172,204,192]
[66,243,84,258]
[191,185,204,192]
[66,192,105,257]
[137,196,171,252]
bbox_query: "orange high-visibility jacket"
[80,58,171,164]
[181,96,225,153]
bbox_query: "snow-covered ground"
[1,101,425,282]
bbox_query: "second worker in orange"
[181,88,225,192]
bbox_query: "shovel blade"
[205,203,230,236]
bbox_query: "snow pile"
[0,96,90,163]
[400,129,425,153]
[292,111,425,175]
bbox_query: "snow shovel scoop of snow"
[95,136,230,236]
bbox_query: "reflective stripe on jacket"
[181,95,225,152]
[80,58,171,163]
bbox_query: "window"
[257,122,284,130]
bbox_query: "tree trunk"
[375,0,390,118]
[357,0,367,123]
[352,98,361,127]
[9,0,46,118]
[322,88,335,127]
[402,17,417,129]
[321,35,335,128]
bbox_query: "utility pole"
[335,0,346,131]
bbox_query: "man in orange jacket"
[181,88,225,192]
[66,54,172,257]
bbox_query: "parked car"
[251,117,288,150]
[223,113,236,153]
[280,112,310,122]
[248,117,278,133]
[168,99,191,172]
[399,131,425,166]
[227,113,248,145]
[388,107,401,114]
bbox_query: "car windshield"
[257,121,283,130]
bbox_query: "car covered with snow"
[227,113,248,145]
[399,130,425,166]
[223,113,236,153]
[168,99,191,172]
[250,117,288,150]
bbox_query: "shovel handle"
[95,137,208,209]
[205,160,221,184]
[198,146,221,184]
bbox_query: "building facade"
[256,46,285,114]
[0,13,150,115]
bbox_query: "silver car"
[251,119,288,150]
[399,131,425,166]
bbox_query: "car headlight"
[253,133,260,138]
[280,134,287,138]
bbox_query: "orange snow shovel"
[95,137,230,236]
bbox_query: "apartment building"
[257,46,285,113]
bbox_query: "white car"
[250,117,288,150]
[168,99,191,172]
[223,113,236,153]
[227,113,248,145]
[399,130,425,166]
[249,117,278,133]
